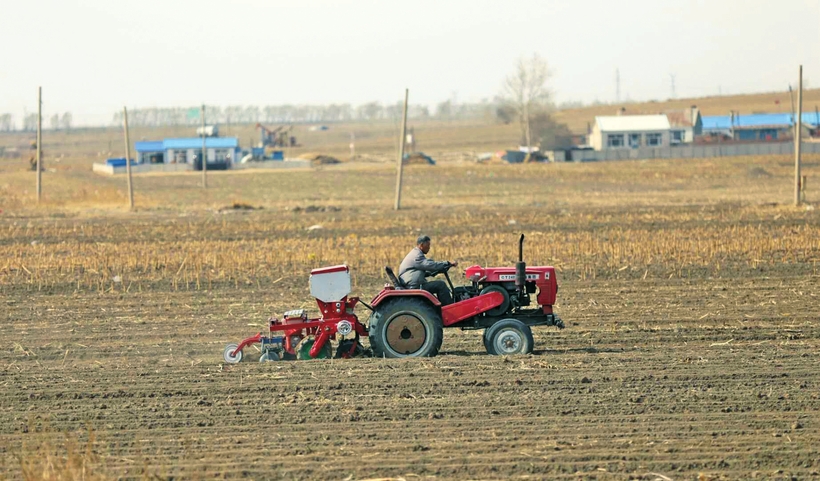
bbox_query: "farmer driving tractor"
[399,235,458,305]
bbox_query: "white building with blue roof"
[135,137,240,169]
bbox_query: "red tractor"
[222,235,563,362]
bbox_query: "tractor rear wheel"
[369,298,443,358]
[485,319,534,355]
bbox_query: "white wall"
[595,130,669,151]
[162,147,239,164]
[571,140,820,161]
[590,124,603,150]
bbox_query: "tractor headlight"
[336,320,353,336]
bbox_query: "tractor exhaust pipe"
[516,234,526,291]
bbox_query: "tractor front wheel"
[484,319,534,355]
[369,298,443,358]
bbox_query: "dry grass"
[16,426,107,481]
[1,204,818,294]
[1,154,819,294]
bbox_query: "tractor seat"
[384,266,408,289]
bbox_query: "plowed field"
[3,275,819,480]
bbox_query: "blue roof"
[135,141,164,152]
[134,137,240,151]
[801,112,820,126]
[702,116,732,130]
[703,113,820,131]
[163,137,239,149]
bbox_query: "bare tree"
[502,54,552,151]
[360,102,382,121]
[0,113,12,131]
[435,100,452,119]
[61,112,72,131]
[23,113,38,132]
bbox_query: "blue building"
[702,113,819,141]
[135,137,240,169]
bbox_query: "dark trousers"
[421,279,453,305]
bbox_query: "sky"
[1,0,819,126]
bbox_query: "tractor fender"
[370,289,441,309]
[442,290,505,326]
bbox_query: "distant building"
[665,106,702,144]
[701,113,819,141]
[590,115,671,151]
[135,137,240,168]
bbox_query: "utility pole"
[795,65,803,206]
[788,85,796,124]
[201,104,207,188]
[669,73,676,99]
[36,87,42,203]
[394,88,409,211]
[615,68,620,103]
[123,106,134,210]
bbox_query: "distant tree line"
[0,96,591,136]
[108,100,515,128]
[0,112,73,132]
[0,113,15,132]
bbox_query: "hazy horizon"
[2,0,819,126]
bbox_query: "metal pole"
[788,86,796,127]
[394,88,409,211]
[123,106,134,210]
[795,65,803,206]
[201,104,207,188]
[36,87,42,202]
